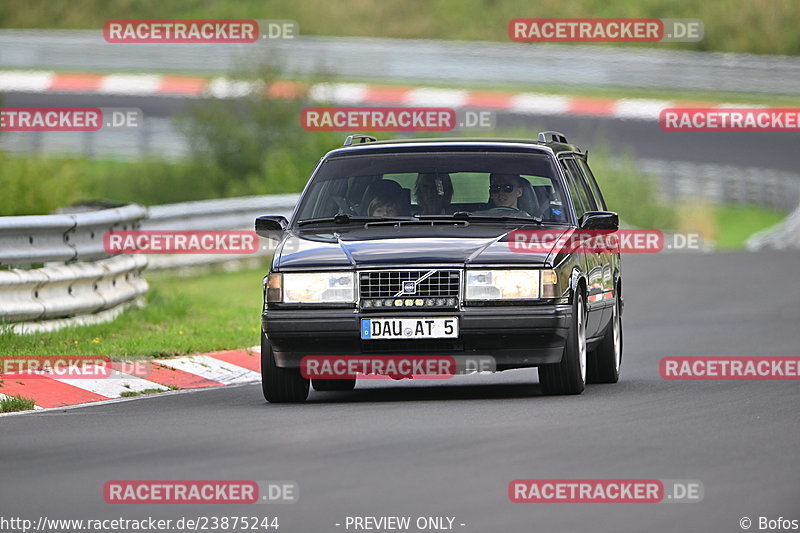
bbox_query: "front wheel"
[539,289,587,395]
[261,332,309,403]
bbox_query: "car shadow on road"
[306,381,549,403]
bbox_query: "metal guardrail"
[0,195,297,332]
[143,194,298,270]
[0,255,148,322]
[747,203,800,250]
[1,31,799,94]
[635,159,800,212]
[0,204,148,266]
[0,205,150,332]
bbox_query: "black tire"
[587,288,622,384]
[312,378,357,391]
[261,332,309,403]
[539,289,587,395]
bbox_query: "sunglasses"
[489,184,517,193]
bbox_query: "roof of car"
[324,137,584,159]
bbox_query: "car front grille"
[359,269,461,310]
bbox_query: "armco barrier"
[142,194,298,270]
[747,202,800,250]
[0,195,297,332]
[0,255,148,322]
[0,204,147,267]
[0,205,149,332]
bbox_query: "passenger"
[414,173,454,215]
[368,194,402,217]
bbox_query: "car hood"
[274,225,569,269]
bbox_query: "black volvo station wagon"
[256,133,623,402]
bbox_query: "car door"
[576,157,619,334]
[575,156,618,309]
[559,156,605,338]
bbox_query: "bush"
[175,68,341,197]
[0,67,342,215]
[586,151,678,229]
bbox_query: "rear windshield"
[294,152,569,223]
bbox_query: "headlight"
[269,272,355,304]
[466,269,558,300]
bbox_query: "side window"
[576,159,607,211]
[560,158,591,218]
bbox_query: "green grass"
[713,205,787,249]
[0,267,266,359]
[0,143,338,217]
[0,0,798,55]
[0,394,36,412]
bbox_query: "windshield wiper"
[416,212,544,224]
[297,214,412,227]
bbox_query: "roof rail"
[537,131,568,144]
[343,134,378,146]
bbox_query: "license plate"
[361,317,458,340]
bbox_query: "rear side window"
[576,159,607,210]
[560,158,594,217]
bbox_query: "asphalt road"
[1,251,799,532]
[5,91,800,171]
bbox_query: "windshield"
[294,152,569,224]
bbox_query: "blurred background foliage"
[1,0,798,55]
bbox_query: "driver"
[488,173,528,214]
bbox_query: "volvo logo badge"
[402,281,417,294]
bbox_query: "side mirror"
[579,211,618,230]
[255,215,288,238]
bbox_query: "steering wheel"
[484,206,530,216]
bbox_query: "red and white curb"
[0,346,262,413]
[0,70,754,122]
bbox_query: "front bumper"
[263,304,571,369]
